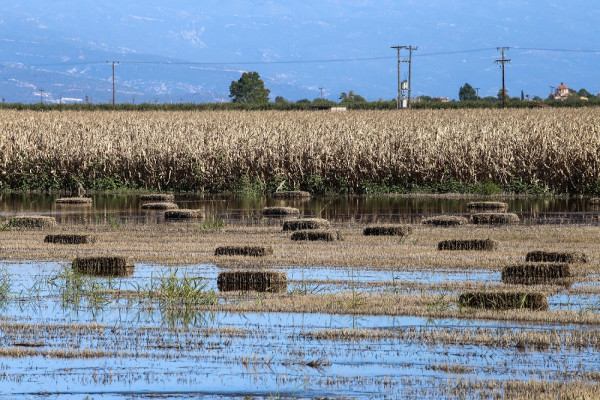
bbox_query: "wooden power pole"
[495,47,511,108]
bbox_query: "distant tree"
[313,98,336,106]
[339,90,366,104]
[229,72,270,103]
[578,88,594,98]
[274,96,289,104]
[532,96,543,102]
[417,95,433,102]
[295,98,311,105]
[458,83,477,101]
[497,89,509,101]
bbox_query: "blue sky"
[1,1,599,102]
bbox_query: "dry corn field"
[1,109,600,192]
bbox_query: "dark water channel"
[0,193,599,225]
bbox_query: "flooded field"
[0,194,599,399]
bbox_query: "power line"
[513,46,600,53]
[4,46,599,70]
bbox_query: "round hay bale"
[55,197,93,205]
[363,225,412,237]
[164,209,202,220]
[470,213,520,225]
[141,193,175,201]
[466,201,508,212]
[44,234,95,245]
[217,270,287,293]
[502,263,571,286]
[421,215,468,226]
[9,215,57,229]
[215,246,274,257]
[282,218,330,231]
[262,207,300,217]
[290,230,343,242]
[458,291,548,311]
[141,202,179,210]
[438,239,498,251]
[72,256,134,277]
[525,251,588,264]
[272,191,311,199]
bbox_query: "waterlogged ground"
[0,194,600,398]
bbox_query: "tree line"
[1,71,598,110]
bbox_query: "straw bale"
[141,202,179,210]
[272,191,311,199]
[141,193,175,201]
[262,207,300,216]
[215,246,274,257]
[470,213,520,224]
[525,251,588,264]
[44,234,95,245]
[217,270,287,293]
[438,239,498,251]
[164,209,202,220]
[466,201,508,212]
[9,215,57,229]
[459,291,548,311]
[421,215,468,226]
[282,218,331,231]
[502,263,572,286]
[290,230,343,242]
[55,197,93,204]
[72,256,134,277]
[363,225,413,237]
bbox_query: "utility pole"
[474,87,480,100]
[39,88,44,104]
[319,86,324,102]
[495,47,511,108]
[549,86,555,98]
[391,45,417,109]
[391,46,402,110]
[106,61,119,109]
[405,45,417,107]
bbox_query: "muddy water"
[0,193,599,225]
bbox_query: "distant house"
[550,82,574,100]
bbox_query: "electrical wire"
[3,46,598,69]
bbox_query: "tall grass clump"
[149,270,217,310]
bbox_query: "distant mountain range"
[0,2,333,104]
[1,2,598,103]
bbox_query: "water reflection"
[0,193,598,225]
